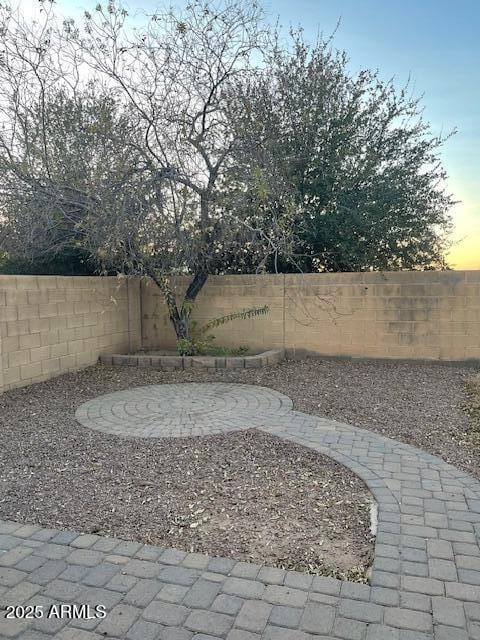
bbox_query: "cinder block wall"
[141,271,480,361]
[1,270,479,393]
[0,275,141,392]
[141,275,285,352]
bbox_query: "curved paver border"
[2,382,480,639]
[100,348,285,371]
[75,382,293,437]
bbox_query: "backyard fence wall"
[1,270,480,393]
[141,270,480,362]
[0,275,141,393]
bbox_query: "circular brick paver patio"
[2,382,480,639]
[75,383,293,437]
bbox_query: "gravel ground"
[1,357,477,581]
[0,365,375,581]
[104,357,478,479]
[466,374,480,448]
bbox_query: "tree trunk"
[148,272,184,339]
[148,190,210,343]
[148,270,208,342]
[183,270,208,306]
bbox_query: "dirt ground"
[465,374,480,448]
[120,356,478,480]
[1,357,478,581]
[0,363,375,581]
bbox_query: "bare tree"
[0,1,455,346]
[74,0,275,338]
[0,1,142,266]
[0,0,278,339]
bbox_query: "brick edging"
[99,349,285,370]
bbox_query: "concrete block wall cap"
[137,356,153,367]
[192,356,217,368]
[150,356,163,369]
[159,356,183,367]
[182,356,193,368]
[100,349,284,371]
[225,357,246,369]
[244,356,262,369]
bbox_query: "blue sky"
[22,0,480,268]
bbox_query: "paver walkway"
[1,382,480,640]
[74,383,293,437]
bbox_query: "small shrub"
[200,344,250,357]
[176,306,268,356]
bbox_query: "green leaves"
[176,304,269,355]
[201,304,269,333]
[227,30,454,272]
[176,21,188,34]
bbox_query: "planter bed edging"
[99,348,285,370]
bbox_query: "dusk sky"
[22,0,480,269]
